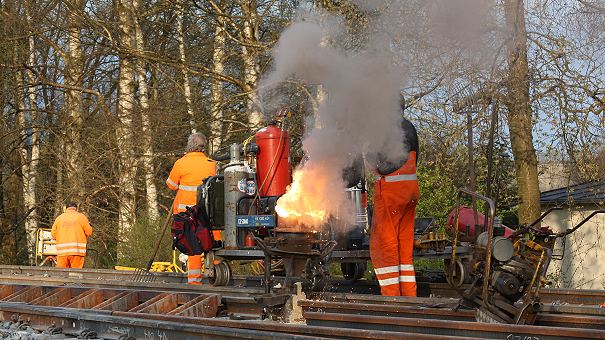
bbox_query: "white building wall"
[543,207,605,289]
[537,163,580,192]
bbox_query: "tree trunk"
[64,0,85,200]
[133,0,159,221]
[210,7,226,153]
[504,0,541,225]
[313,85,326,129]
[14,67,35,263]
[116,0,137,248]
[177,0,195,132]
[240,0,263,129]
[21,2,40,264]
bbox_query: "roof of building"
[540,180,605,205]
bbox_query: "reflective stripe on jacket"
[51,208,93,256]
[166,152,217,214]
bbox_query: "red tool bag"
[171,204,214,255]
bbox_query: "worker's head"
[187,132,207,153]
[65,201,78,210]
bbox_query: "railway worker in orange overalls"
[51,202,93,269]
[166,132,216,284]
[370,118,419,296]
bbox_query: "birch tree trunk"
[240,0,263,129]
[504,0,541,225]
[116,0,137,246]
[64,0,85,200]
[210,8,226,153]
[133,0,159,220]
[14,67,36,263]
[22,2,40,264]
[177,0,195,132]
[312,85,327,129]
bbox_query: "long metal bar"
[3,282,605,339]
[0,283,261,317]
[303,311,605,340]
[0,302,463,340]
[0,274,262,295]
[299,300,605,329]
[5,281,603,323]
[3,266,605,306]
[311,283,605,311]
[0,303,318,340]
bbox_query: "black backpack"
[171,204,214,255]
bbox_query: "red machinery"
[447,206,514,238]
[255,123,291,196]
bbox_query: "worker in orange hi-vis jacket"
[370,118,419,296]
[51,202,93,269]
[166,132,216,285]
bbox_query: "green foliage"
[414,258,444,271]
[364,261,375,280]
[115,213,174,268]
[501,207,519,228]
[416,165,457,226]
[85,215,118,269]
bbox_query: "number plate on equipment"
[235,215,276,227]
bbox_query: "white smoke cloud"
[259,1,500,227]
[260,3,409,225]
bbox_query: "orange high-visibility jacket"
[51,208,93,256]
[166,152,217,214]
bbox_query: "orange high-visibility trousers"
[56,255,85,269]
[370,151,419,296]
[187,255,203,285]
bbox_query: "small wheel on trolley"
[209,261,231,286]
[444,258,470,288]
[341,262,367,281]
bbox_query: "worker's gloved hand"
[178,253,189,265]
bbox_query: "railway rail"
[2,266,605,339]
[2,265,604,305]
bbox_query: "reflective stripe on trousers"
[375,264,416,288]
[188,254,203,285]
[399,263,416,296]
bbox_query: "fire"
[275,163,330,229]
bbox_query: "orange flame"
[275,163,330,229]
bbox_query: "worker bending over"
[166,132,216,284]
[370,118,419,296]
[51,202,93,269]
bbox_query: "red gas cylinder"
[244,232,256,247]
[447,207,513,238]
[255,124,291,196]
